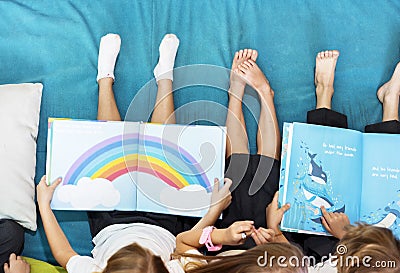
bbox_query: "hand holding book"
[266,191,291,234]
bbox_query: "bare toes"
[243,49,248,59]
[248,59,256,66]
[247,49,252,59]
[237,66,246,74]
[243,60,252,68]
[251,50,258,61]
[240,62,250,70]
[333,50,340,58]
[238,50,244,59]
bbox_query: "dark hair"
[184,243,308,273]
[101,243,169,273]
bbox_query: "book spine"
[281,123,295,230]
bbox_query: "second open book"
[279,122,400,237]
[46,119,226,218]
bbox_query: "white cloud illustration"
[159,185,211,217]
[57,177,120,209]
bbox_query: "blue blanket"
[0,0,398,264]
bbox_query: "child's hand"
[320,206,350,239]
[223,220,254,245]
[36,175,62,207]
[266,191,290,233]
[4,253,30,273]
[251,227,275,245]
[209,178,232,214]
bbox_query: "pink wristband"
[199,226,222,251]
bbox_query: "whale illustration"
[302,173,345,224]
[373,207,400,228]
[308,153,327,185]
[302,180,333,208]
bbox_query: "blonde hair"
[101,243,168,273]
[336,224,400,273]
[181,243,308,273]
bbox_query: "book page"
[47,120,139,211]
[136,123,225,217]
[280,123,363,234]
[360,133,400,238]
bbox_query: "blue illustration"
[301,150,345,224]
[373,207,400,228]
[308,153,328,185]
[360,133,400,239]
[279,122,400,237]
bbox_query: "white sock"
[153,34,180,82]
[96,33,121,82]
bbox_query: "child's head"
[337,224,400,273]
[102,243,168,273]
[187,242,307,273]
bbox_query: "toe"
[251,50,258,61]
[248,59,256,66]
[238,50,244,59]
[238,64,246,72]
[247,49,252,58]
[243,49,248,58]
[333,50,340,57]
[324,50,329,57]
[241,62,250,69]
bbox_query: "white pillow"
[0,83,43,231]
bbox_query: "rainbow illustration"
[63,133,212,192]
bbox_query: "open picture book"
[46,119,226,218]
[279,122,400,237]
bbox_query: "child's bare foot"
[377,62,400,104]
[229,49,258,100]
[315,50,340,87]
[315,50,340,109]
[236,59,273,97]
[377,62,400,122]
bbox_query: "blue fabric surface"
[0,0,399,264]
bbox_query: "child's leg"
[221,50,262,242]
[226,49,257,158]
[236,60,280,159]
[365,62,400,134]
[291,51,342,262]
[222,59,281,251]
[151,34,180,124]
[97,34,122,121]
[307,50,347,129]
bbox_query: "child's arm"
[37,176,78,268]
[190,178,232,231]
[176,220,254,254]
[176,177,237,253]
[265,191,290,243]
